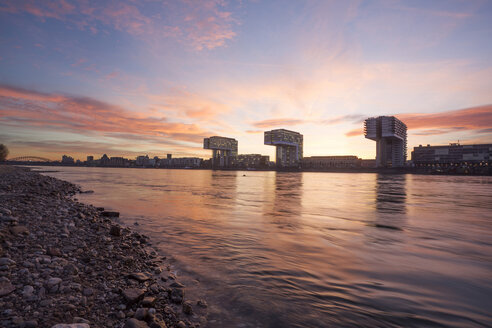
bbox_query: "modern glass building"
[264,129,303,168]
[203,136,238,168]
[364,116,407,167]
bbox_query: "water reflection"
[372,174,407,232]
[375,174,407,214]
[265,172,303,229]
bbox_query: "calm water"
[38,167,492,327]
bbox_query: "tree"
[0,144,9,162]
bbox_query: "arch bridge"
[8,156,52,162]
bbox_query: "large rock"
[128,272,151,282]
[0,280,15,297]
[124,318,149,328]
[122,288,145,304]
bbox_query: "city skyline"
[1,1,492,161]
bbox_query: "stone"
[176,321,186,328]
[51,324,90,328]
[23,285,35,298]
[47,247,62,257]
[10,225,29,236]
[0,281,15,297]
[23,320,38,327]
[47,277,62,286]
[141,296,156,307]
[182,301,193,315]
[122,288,145,303]
[124,318,149,328]
[0,258,14,266]
[128,272,150,282]
[82,288,94,296]
[110,225,121,237]
[72,317,90,324]
[134,308,148,320]
[102,211,119,218]
[149,320,167,328]
[170,288,184,304]
[196,299,208,308]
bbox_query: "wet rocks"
[123,288,146,304]
[0,166,201,328]
[101,211,119,218]
[124,318,149,328]
[109,225,121,236]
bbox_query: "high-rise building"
[203,136,238,168]
[264,129,303,168]
[364,116,407,167]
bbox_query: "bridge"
[7,156,52,162]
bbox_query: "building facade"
[232,154,270,169]
[264,129,303,168]
[203,136,238,168]
[301,156,360,169]
[364,116,407,167]
[412,143,492,165]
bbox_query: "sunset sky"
[1,0,491,161]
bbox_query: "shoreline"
[6,162,492,176]
[0,165,206,328]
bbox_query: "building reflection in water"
[373,174,407,231]
[264,172,303,229]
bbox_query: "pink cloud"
[0,84,210,144]
[345,105,492,137]
[1,0,239,50]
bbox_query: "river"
[37,167,492,327]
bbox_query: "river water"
[38,167,492,327]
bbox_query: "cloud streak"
[0,0,239,50]
[345,105,492,136]
[0,84,210,145]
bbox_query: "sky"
[0,0,491,161]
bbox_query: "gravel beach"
[0,166,206,328]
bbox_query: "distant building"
[136,155,150,167]
[360,159,377,168]
[203,136,238,168]
[61,155,74,164]
[302,156,360,169]
[412,143,492,166]
[100,154,110,166]
[109,157,129,167]
[86,156,94,162]
[264,129,303,168]
[364,116,407,167]
[233,154,270,169]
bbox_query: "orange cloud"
[345,104,492,137]
[252,118,306,128]
[0,84,210,144]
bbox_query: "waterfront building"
[264,129,303,168]
[412,143,492,166]
[233,154,270,169]
[109,157,129,167]
[301,156,360,169]
[86,156,94,162]
[203,136,238,168]
[364,116,407,167]
[136,155,150,167]
[100,154,110,166]
[61,155,74,164]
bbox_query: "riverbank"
[0,166,205,328]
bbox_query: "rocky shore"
[0,166,206,328]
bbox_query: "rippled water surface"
[39,167,492,327]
